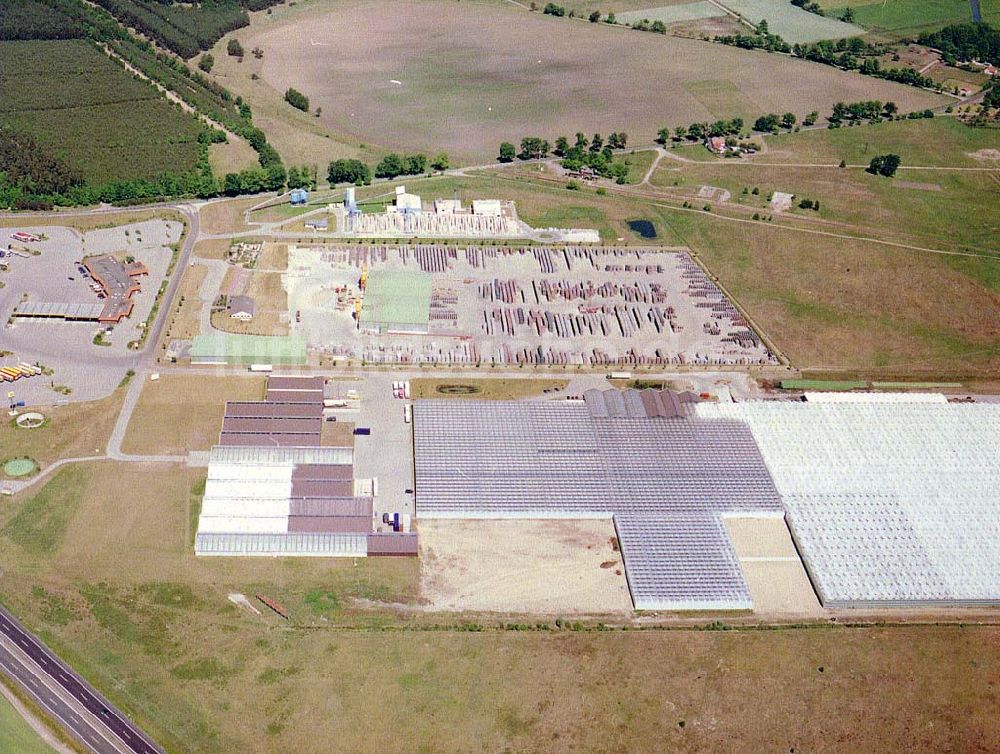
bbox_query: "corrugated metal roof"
[267,376,325,391]
[224,402,324,419]
[222,417,322,434]
[195,532,367,556]
[218,432,323,447]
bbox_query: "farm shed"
[227,295,256,320]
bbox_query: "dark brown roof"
[224,402,323,419]
[221,417,322,434]
[267,390,323,403]
[218,432,322,447]
[292,464,354,481]
[267,376,325,391]
[290,498,372,517]
[290,479,355,498]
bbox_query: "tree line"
[326,153,449,186]
[495,133,631,182]
[89,0,286,59]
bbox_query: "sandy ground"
[725,516,823,617]
[419,519,633,614]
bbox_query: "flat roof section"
[218,432,323,447]
[12,301,105,320]
[267,376,325,391]
[221,417,322,434]
[413,393,784,611]
[191,334,308,365]
[360,270,432,331]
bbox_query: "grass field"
[758,116,1000,168]
[3,462,1000,752]
[657,208,1000,376]
[225,0,942,163]
[0,391,124,479]
[651,162,999,252]
[818,0,1000,36]
[121,375,265,455]
[0,40,204,184]
[0,691,54,754]
[410,377,570,399]
[715,0,865,43]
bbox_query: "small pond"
[627,219,656,239]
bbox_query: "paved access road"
[0,604,163,754]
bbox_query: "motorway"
[0,605,163,754]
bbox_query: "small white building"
[472,199,502,216]
[228,295,256,321]
[433,198,462,214]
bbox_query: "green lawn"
[0,691,54,754]
[818,0,1000,36]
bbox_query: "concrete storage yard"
[0,221,180,402]
[285,244,777,367]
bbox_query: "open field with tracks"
[2,461,1000,752]
[223,0,944,163]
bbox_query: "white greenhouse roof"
[803,391,947,404]
[195,532,367,557]
[698,400,1000,607]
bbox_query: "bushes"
[867,154,901,177]
[227,37,244,58]
[498,142,516,162]
[327,159,371,186]
[284,87,309,112]
[198,53,214,72]
[373,153,427,179]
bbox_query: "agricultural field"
[222,0,943,163]
[0,40,205,184]
[817,0,999,37]
[715,0,866,42]
[1,462,1000,752]
[121,375,265,455]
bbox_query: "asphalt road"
[0,605,163,754]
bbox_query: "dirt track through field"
[244,0,944,161]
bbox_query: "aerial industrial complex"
[414,390,1000,612]
[283,244,777,366]
[195,375,417,557]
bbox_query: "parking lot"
[0,220,181,403]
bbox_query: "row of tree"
[715,20,792,54]
[791,38,939,90]
[325,153,449,186]
[499,132,628,163]
[89,0,285,59]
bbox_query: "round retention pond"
[3,458,37,477]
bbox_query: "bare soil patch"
[419,519,633,614]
